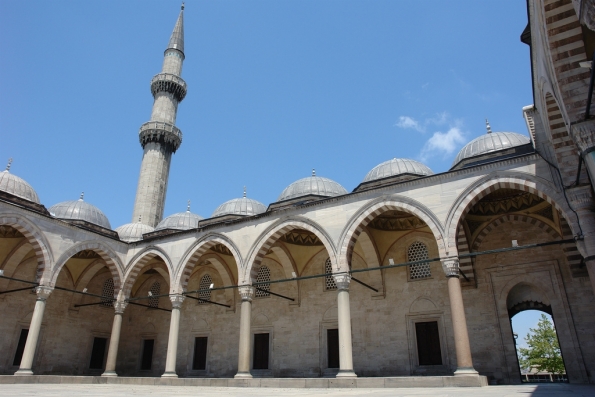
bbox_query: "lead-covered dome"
[116,221,155,242]
[156,206,203,230]
[212,190,266,217]
[363,158,433,182]
[278,171,348,201]
[453,131,530,167]
[0,160,40,203]
[49,193,111,229]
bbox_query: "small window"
[89,337,108,369]
[140,339,154,370]
[101,278,114,307]
[254,266,271,298]
[415,321,442,365]
[12,329,29,366]
[327,329,339,369]
[253,333,269,369]
[192,337,208,370]
[325,258,337,290]
[198,275,212,304]
[408,241,431,279]
[148,282,161,308]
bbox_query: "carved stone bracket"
[441,258,460,278]
[169,294,185,309]
[571,119,595,154]
[113,301,128,314]
[332,273,351,290]
[35,286,53,301]
[238,286,255,302]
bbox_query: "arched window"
[408,241,431,279]
[255,266,270,298]
[198,274,212,304]
[148,281,161,308]
[101,278,114,307]
[324,258,337,290]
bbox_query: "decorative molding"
[332,274,351,290]
[441,258,459,278]
[169,294,185,309]
[113,301,128,314]
[238,285,255,302]
[35,286,53,301]
[567,185,594,211]
[572,120,595,153]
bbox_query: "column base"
[234,371,253,379]
[161,371,178,378]
[454,367,479,376]
[101,371,118,377]
[336,369,357,378]
[14,369,33,376]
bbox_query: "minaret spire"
[132,6,188,227]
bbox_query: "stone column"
[441,258,478,376]
[162,294,185,377]
[15,286,53,375]
[333,274,357,378]
[102,300,128,377]
[234,285,254,379]
[572,119,595,186]
[567,186,595,295]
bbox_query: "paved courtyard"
[0,384,594,397]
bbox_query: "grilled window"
[198,274,212,304]
[148,282,161,308]
[101,278,114,307]
[408,241,431,279]
[255,266,271,298]
[325,258,337,290]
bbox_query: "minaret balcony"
[139,121,183,153]
[150,73,187,102]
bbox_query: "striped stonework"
[175,235,241,294]
[456,224,475,287]
[122,250,170,298]
[339,200,446,272]
[50,241,123,294]
[559,215,587,277]
[0,215,51,285]
[245,220,335,285]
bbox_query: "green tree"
[517,314,565,374]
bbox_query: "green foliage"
[517,314,565,374]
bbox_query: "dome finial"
[486,119,492,134]
[243,186,247,198]
[312,169,316,176]
[187,200,191,212]
[79,192,84,201]
[181,2,185,10]
[5,158,12,172]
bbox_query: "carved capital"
[113,301,128,314]
[238,286,255,302]
[35,286,53,301]
[567,185,595,212]
[441,258,460,278]
[572,119,595,153]
[332,273,351,290]
[169,294,185,309]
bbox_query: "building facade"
[0,0,594,385]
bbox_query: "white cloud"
[420,126,466,161]
[395,116,424,132]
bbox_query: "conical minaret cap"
[167,4,185,54]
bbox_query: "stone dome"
[0,161,40,204]
[211,194,267,218]
[49,194,111,229]
[156,208,203,230]
[453,131,530,167]
[363,158,433,182]
[115,221,155,242]
[278,171,348,201]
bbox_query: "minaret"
[132,4,187,227]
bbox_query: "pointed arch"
[122,246,173,298]
[49,241,124,292]
[0,214,52,283]
[242,217,336,285]
[0,240,34,290]
[338,195,446,273]
[175,233,242,294]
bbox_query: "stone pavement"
[0,384,594,397]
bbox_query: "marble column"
[333,274,357,378]
[15,286,53,375]
[567,186,595,295]
[441,258,478,376]
[102,300,128,377]
[235,285,255,379]
[162,294,185,377]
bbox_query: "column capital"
[441,257,460,278]
[332,273,351,290]
[113,300,128,314]
[35,286,53,301]
[238,285,255,302]
[169,294,185,309]
[567,185,595,212]
[571,119,595,154]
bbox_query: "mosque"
[0,0,594,387]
